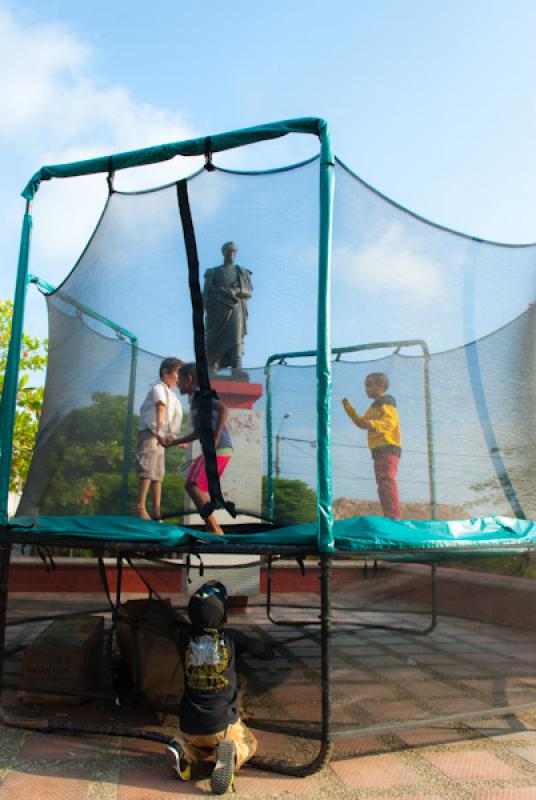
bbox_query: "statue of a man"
[203,242,253,371]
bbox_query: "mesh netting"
[18,156,536,526]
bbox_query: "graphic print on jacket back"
[185,631,229,691]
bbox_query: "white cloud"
[0,4,202,293]
[0,7,89,136]
[335,222,446,304]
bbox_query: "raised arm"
[341,397,368,429]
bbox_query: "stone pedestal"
[184,380,263,601]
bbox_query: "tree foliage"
[262,476,317,526]
[0,300,47,492]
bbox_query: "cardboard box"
[21,615,103,702]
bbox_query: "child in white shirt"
[134,357,183,520]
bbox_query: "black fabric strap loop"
[177,179,228,513]
[106,157,115,193]
[204,137,215,171]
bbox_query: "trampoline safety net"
[14,152,536,533]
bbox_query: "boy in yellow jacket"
[342,372,402,519]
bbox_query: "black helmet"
[188,580,228,630]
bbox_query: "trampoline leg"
[250,554,333,776]
[430,563,438,632]
[320,554,332,755]
[115,556,123,611]
[0,543,12,708]
[266,555,273,622]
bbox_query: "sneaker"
[210,739,236,794]
[166,742,191,781]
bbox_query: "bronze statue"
[203,242,253,371]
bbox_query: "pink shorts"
[186,453,232,493]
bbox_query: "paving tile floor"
[0,589,535,798]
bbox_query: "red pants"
[373,452,401,519]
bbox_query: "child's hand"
[178,443,188,449]
[341,398,367,428]
[342,397,360,418]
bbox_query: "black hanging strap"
[204,137,215,171]
[106,157,115,194]
[176,180,236,521]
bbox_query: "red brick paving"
[289,702,354,723]
[330,753,425,789]
[118,766,205,798]
[375,796,445,800]
[270,685,318,704]
[422,750,520,781]
[18,733,100,760]
[253,730,297,755]
[0,770,90,800]
[119,736,167,757]
[356,699,430,721]
[395,725,471,747]
[471,789,536,799]
[233,768,319,795]
[334,681,399,700]
[427,696,490,714]
[404,679,460,698]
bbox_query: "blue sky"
[1,0,535,348]
[2,0,536,345]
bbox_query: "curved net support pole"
[465,338,525,518]
[463,243,525,519]
[0,205,32,525]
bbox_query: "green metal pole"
[317,122,335,552]
[0,206,32,525]
[423,347,437,519]
[29,276,138,343]
[119,336,138,514]
[264,361,275,520]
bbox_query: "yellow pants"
[173,718,257,770]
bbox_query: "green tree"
[262,476,317,526]
[0,300,47,492]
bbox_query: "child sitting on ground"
[342,371,402,519]
[167,581,273,794]
[161,362,232,535]
[134,357,183,520]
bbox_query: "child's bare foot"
[134,506,151,520]
[206,514,224,535]
[151,509,162,521]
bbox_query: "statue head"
[221,241,238,264]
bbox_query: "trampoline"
[1,117,535,776]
